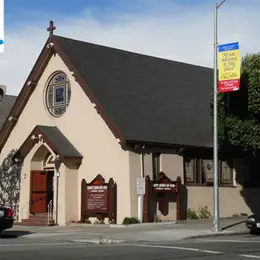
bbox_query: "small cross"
[47,20,56,37]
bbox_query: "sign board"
[136,177,145,195]
[86,185,108,212]
[218,42,241,93]
[152,172,176,192]
[153,182,175,192]
[81,174,117,224]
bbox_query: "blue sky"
[1,0,260,95]
[4,0,211,26]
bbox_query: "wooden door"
[30,171,48,213]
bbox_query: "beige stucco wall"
[160,155,256,218]
[0,52,130,225]
[187,158,254,217]
[128,152,256,222]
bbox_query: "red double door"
[30,171,53,213]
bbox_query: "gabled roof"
[0,95,17,129]
[14,125,82,163]
[55,36,214,148]
[0,35,214,152]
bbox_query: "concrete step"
[22,219,48,223]
[16,222,54,226]
[27,216,50,221]
[19,220,55,226]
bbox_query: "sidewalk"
[8,217,249,242]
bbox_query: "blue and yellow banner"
[218,42,240,93]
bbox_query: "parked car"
[0,206,14,232]
[245,214,260,234]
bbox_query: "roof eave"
[13,125,83,164]
[0,38,55,153]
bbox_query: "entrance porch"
[14,125,82,226]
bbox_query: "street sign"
[136,177,145,195]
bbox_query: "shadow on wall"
[0,149,22,218]
[236,155,260,216]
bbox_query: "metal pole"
[213,1,220,232]
[138,151,144,222]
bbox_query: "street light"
[213,0,227,232]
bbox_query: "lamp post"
[213,0,227,232]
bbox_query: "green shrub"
[186,208,199,219]
[122,217,140,225]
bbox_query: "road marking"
[240,255,260,259]
[199,239,260,243]
[0,242,73,247]
[124,244,222,254]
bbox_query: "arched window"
[45,71,71,117]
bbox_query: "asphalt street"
[1,233,260,259]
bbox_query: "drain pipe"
[55,171,60,224]
[54,155,61,225]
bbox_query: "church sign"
[86,184,108,212]
[152,172,176,192]
[143,172,182,222]
[152,182,175,192]
[81,174,117,223]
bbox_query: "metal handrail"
[47,200,53,225]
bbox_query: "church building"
[0,22,254,226]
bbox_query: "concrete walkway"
[8,217,249,242]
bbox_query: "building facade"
[0,33,256,226]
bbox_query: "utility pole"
[213,0,227,232]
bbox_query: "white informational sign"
[0,0,3,53]
[136,177,145,195]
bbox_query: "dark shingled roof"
[55,35,214,148]
[37,125,82,158]
[0,95,17,129]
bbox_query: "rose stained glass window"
[45,72,71,117]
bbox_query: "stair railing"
[47,200,53,225]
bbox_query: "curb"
[110,221,177,228]
[72,236,126,244]
[183,230,249,240]
[68,221,177,229]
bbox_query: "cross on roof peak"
[47,20,56,37]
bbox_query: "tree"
[216,52,260,154]
[0,149,21,215]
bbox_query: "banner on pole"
[218,42,240,93]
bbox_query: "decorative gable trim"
[0,36,124,153]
